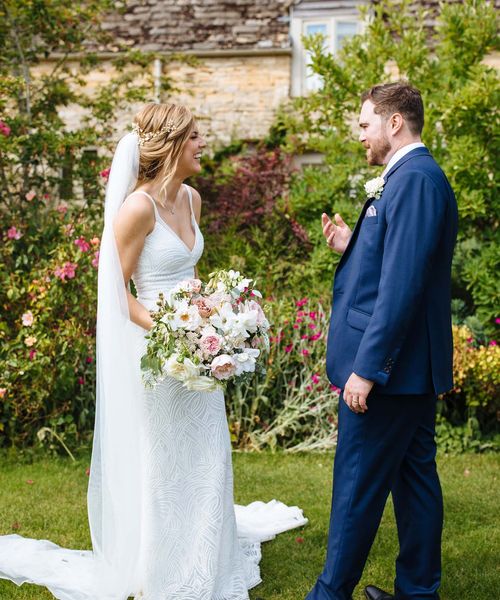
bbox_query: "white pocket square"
[366,205,377,217]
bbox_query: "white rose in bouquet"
[233,348,260,376]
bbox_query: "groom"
[307,82,458,600]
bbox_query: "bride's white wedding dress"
[0,185,307,600]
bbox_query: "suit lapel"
[336,147,430,272]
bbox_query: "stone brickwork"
[163,54,291,145]
[95,0,293,52]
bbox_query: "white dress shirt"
[381,142,425,178]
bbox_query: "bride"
[0,103,306,600]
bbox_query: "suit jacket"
[326,147,458,395]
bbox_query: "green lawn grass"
[0,452,498,600]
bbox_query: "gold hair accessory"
[132,120,177,146]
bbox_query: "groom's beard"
[365,135,391,166]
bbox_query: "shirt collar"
[381,142,426,178]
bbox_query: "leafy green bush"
[276,0,499,332]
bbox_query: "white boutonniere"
[364,176,385,200]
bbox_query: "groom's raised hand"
[322,213,351,254]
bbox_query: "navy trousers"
[307,392,443,600]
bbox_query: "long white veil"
[0,132,145,600]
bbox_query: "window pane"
[304,23,329,92]
[335,21,358,51]
[305,23,328,37]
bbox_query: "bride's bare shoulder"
[115,191,155,233]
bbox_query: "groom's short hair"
[361,82,424,134]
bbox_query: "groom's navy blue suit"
[308,147,458,600]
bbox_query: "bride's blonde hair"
[133,102,196,203]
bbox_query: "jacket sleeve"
[352,170,448,386]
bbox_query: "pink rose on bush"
[7,226,22,240]
[100,168,111,179]
[25,191,36,201]
[210,354,236,380]
[192,297,213,318]
[54,262,77,281]
[56,202,68,214]
[90,237,100,246]
[24,335,37,347]
[0,121,11,136]
[0,388,6,398]
[200,334,222,356]
[91,251,100,269]
[29,349,37,360]
[74,236,91,252]
[21,311,34,327]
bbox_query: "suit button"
[383,367,390,374]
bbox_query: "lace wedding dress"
[0,185,307,600]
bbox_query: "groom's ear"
[388,112,405,136]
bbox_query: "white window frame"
[291,15,363,96]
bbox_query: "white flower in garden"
[233,348,260,376]
[364,176,385,200]
[22,311,34,327]
[210,354,236,380]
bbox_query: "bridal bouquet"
[141,270,270,391]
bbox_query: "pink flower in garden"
[293,325,299,329]
[495,318,500,324]
[200,334,222,356]
[466,337,473,344]
[56,202,68,214]
[297,311,306,317]
[25,191,36,201]
[309,324,316,330]
[7,226,22,240]
[86,356,93,364]
[91,251,100,269]
[0,388,6,398]
[26,480,34,485]
[310,332,322,341]
[311,373,320,384]
[100,168,111,180]
[295,536,305,544]
[306,385,312,392]
[22,311,34,327]
[78,377,85,385]
[296,298,308,308]
[63,224,75,237]
[54,262,77,281]
[301,334,308,340]
[210,355,236,380]
[24,336,37,347]
[296,317,303,323]
[0,120,11,136]
[309,311,317,320]
[90,237,100,246]
[29,349,37,360]
[330,384,340,393]
[43,193,50,200]
[284,344,293,353]
[74,236,91,252]
[301,349,310,356]
[489,340,497,346]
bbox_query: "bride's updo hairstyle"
[133,102,196,203]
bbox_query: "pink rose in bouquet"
[210,355,236,380]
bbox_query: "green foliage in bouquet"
[274,0,499,332]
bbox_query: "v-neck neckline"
[156,212,198,254]
[138,187,198,254]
